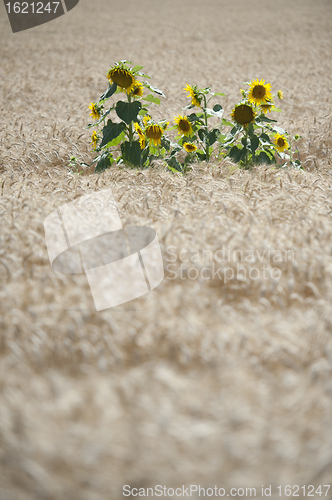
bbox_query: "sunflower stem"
[203,95,210,162]
[244,129,249,168]
[127,92,134,143]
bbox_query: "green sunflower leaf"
[246,123,255,138]
[131,65,144,73]
[227,125,242,139]
[255,150,273,165]
[260,133,271,143]
[222,119,234,128]
[228,145,246,163]
[256,116,277,124]
[116,101,142,125]
[138,108,149,116]
[160,137,171,151]
[207,128,220,146]
[94,152,114,173]
[105,130,126,148]
[121,141,142,167]
[198,128,208,142]
[204,107,224,118]
[137,72,151,79]
[167,156,183,173]
[196,150,207,161]
[212,104,224,118]
[141,147,150,166]
[250,135,259,154]
[223,137,236,147]
[187,113,204,124]
[100,120,127,148]
[99,82,117,101]
[144,83,166,97]
[143,94,160,105]
[241,136,249,148]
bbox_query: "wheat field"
[1,0,332,499]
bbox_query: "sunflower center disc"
[253,85,266,99]
[234,105,254,125]
[179,120,191,132]
[111,71,133,89]
[146,126,162,140]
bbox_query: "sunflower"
[273,133,289,153]
[174,115,193,136]
[143,114,152,126]
[184,84,202,108]
[231,104,256,127]
[107,66,137,93]
[134,123,146,149]
[183,143,197,153]
[145,124,164,146]
[260,103,274,114]
[91,131,98,149]
[88,103,100,120]
[277,90,284,100]
[132,81,144,98]
[134,122,143,135]
[248,79,272,105]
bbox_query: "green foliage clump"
[83,62,302,174]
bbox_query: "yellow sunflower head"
[143,114,152,126]
[248,79,272,105]
[184,84,202,108]
[260,103,274,114]
[132,81,144,98]
[88,103,100,121]
[91,131,98,149]
[134,123,146,149]
[134,122,143,135]
[107,66,137,93]
[277,90,284,100]
[174,115,193,136]
[145,124,164,146]
[183,142,197,153]
[231,104,256,127]
[273,134,289,153]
